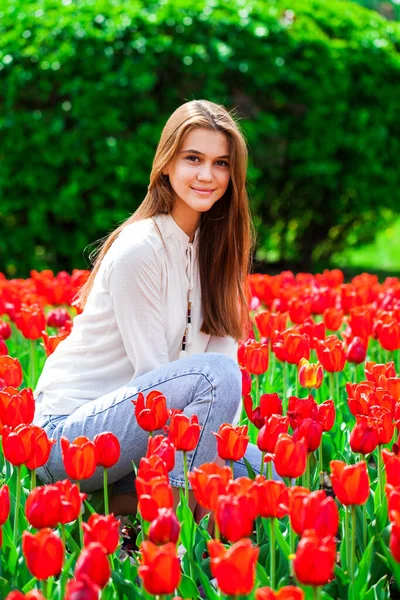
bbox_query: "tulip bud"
[148,508,180,544]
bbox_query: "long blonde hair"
[76,99,254,340]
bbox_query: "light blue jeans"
[35,353,265,494]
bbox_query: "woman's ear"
[162,166,169,176]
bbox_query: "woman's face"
[164,127,231,222]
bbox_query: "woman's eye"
[186,155,199,162]
[217,160,229,167]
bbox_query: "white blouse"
[33,214,238,417]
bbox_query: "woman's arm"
[105,238,169,377]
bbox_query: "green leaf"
[177,492,196,552]
[243,456,256,480]
[348,536,374,599]
[178,573,199,599]
[195,563,219,600]
[364,575,389,600]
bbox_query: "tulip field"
[1,268,400,599]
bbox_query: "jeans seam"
[74,370,216,423]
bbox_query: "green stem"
[345,506,350,574]
[256,517,262,547]
[329,372,335,401]
[103,468,109,514]
[267,461,272,481]
[362,502,367,549]
[256,374,260,406]
[290,526,296,555]
[377,445,384,508]
[76,481,84,548]
[269,345,276,390]
[214,521,220,540]
[313,586,321,600]
[295,372,299,399]
[283,362,288,412]
[31,469,36,491]
[351,505,357,582]
[396,349,400,377]
[260,452,265,478]
[183,452,189,503]
[29,339,36,388]
[230,459,234,473]
[60,523,66,548]
[270,517,276,589]
[13,465,21,546]
[41,578,49,599]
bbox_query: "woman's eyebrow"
[179,149,230,159]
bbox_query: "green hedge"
[0,0,399,276]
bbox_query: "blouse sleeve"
[104,238,169,378]
[205,334,238,362]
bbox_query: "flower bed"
[0,268,399,599]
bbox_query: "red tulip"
[255,311,287,340]
[293,530,336,585]
[0,356,22,388]
[61,436,97,480]
[25,485,62,528]
[42,329,70,356]
[5,591,47,600]
[146,435,175,472]
[273,331,310,365]
[293,418,322,453]
[74,542,110,589]
[287,395,318,429]
[0,320,12,340]
[0,485,10,525]
[378,320,400,351]
[256,587,305,600]
[15,305,46,340]
[216,493,256,541]
[188,462,232,511]
[2,424,36,466]
[349,416,379,455]
[257,415,290,454]
[382,449,400,486]
[244,340,269,375]
[46,308,72,329]
[54,479,87,524]
[82,513,120,554]
[273,434,307,479]
[323,307,344,331]
[93,432,120,468]
[25,426,56,470]
[390,511,400,562]
[317,400,335,431]
[255,477,288,519]
[316,336,346,372]
[365,361,396,386]
[330,460,370,505]
[240,366,252,396]
[298,359,324,389]
[133,391,170,432]
[148,508,180,545]
[65,575,100,600]
[0,387,35,430]
[167,411,201,452]
[346,336,367,364]
[289,489,338,537]
[138,541,181,595]
[288,297,312,324]
[214,424,249,461]
[369,406,394,445]
[207,538,259,596]
[244,393,283,430]
[22,528,64,580]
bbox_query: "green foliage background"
[0,0,399,276]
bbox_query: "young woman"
[33,99,263,514]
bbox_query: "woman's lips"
[191,187,215,195]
